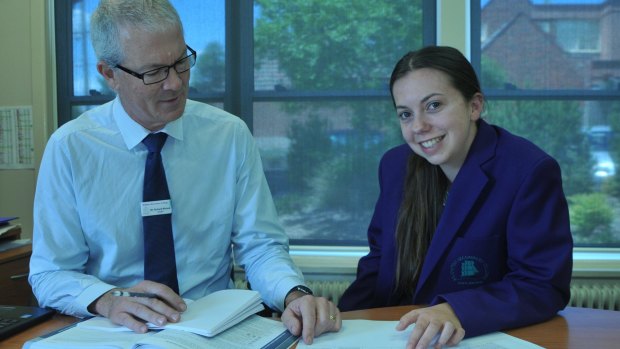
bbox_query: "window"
[55,0,435,245]
[539,19,600,53]
[476,0,620,246]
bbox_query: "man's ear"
[97,61,118,91]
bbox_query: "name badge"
[141,200,172,217]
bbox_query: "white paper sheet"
[297,320,543,349]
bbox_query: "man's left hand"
[281,294,342,344]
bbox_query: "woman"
[338,46,573,348]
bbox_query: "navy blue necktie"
[142,133,179,293]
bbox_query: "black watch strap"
[289,285,313,296]
[284,285,313,308]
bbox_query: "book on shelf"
[0,216,20,239]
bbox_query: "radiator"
[569,283,620,311]
[236,279,620,311]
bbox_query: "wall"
[438,0,469,56]
[0,0,55,239]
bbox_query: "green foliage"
[192,42,225,92]
[480,56,508,89]
[255,0,422,90]
[607,101,620,196]
[568,193,614,244]
[282,101,401,215]
[485,100,593,196]
[286,114,332,195]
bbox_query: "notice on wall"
[0,106,34,169]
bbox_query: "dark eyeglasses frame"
[115,45,196,85]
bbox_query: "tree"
[485,99,593,196]
[255,0,422,91]
[192,42,225,93]
[481,56,593,196]
[569,193,614,244]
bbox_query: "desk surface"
[2,306,619,348]
[341,306,620,348]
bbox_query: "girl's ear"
[470,92,484,121]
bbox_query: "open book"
[79,289,264,337]
[24,314,297,349]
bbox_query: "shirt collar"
[112,96,184,150]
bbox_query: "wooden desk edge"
[2,306,619,349]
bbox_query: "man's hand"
[88,280,187,333]
[281,293,342,345]
[396,302,465,349]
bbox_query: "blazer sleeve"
[437,156,573,337]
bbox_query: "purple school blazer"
[338,119,573,337]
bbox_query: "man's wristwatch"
[284,285,313,308]
[289,285,313,296]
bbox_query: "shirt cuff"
[75,282,117,317]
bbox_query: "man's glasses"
[115,45,196,85]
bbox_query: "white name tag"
[141,200,172,217]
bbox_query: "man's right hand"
[88,280,187,333]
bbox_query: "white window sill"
[289,246,620,279]
[572,248,620,278]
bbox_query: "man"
[29,0,340,344]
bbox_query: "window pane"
[485,99,620,246]
[71,0,225,97]
[254,0,423,92]
[480,0,620,247]
[254,100,402,244]
[72,0,102,96]
[253,0,424,245]
[480,0,618,90]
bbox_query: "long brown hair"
[389,46,482,300]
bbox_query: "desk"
[2,306,619,348]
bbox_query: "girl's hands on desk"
[396,302,465,349]
[88,280,187,334]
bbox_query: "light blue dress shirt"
[29,97,305,317]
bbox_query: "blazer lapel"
[415,120,497,297]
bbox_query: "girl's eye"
[427,101,441,111]
[398,111,412,120]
